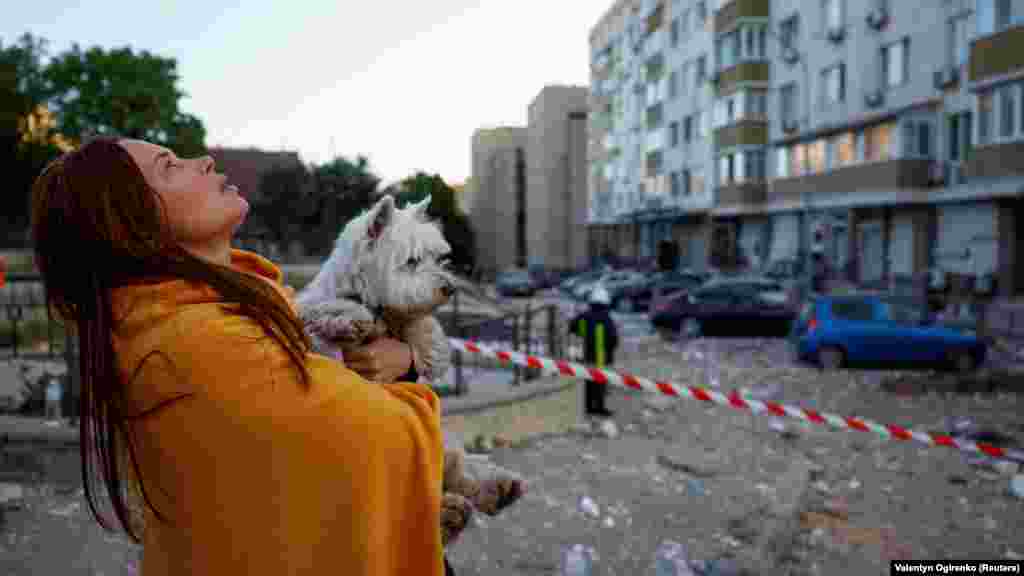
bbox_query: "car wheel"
[951,349,976,375]
[656,327,678,342]
[818,346,844,371]
[683,318,702,339]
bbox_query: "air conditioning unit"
[866,7,887,30]
[928,161,946,185]
[864,89,884,108]
[782,47,800,64]
[827,26,845,43]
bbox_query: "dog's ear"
[367,195,396,240]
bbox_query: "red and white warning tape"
[449,338,1024,465]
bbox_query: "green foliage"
[394,172,476,276]
[300,155,382,256]
[42,43,206,154]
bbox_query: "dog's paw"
[441,493,474,548]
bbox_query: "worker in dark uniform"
[568,285,619,417]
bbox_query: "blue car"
[791,294,987,372]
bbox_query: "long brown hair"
[31,137,311,542]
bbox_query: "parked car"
[762,257,806,283]
[495,268,538,297]
[574,269,641,303]
[650,276,793,338]
[646,270,709,316]
[559,268,609,295]
[790,294,987,372]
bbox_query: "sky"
[4,1,609,186]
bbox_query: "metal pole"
[512,315,521,387]
[453,290,466,396]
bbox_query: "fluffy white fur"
[295,194,457,384]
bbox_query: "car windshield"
[829,298,876,322]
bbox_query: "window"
[882,38,909,89]
[726,98,735,123]
[696,55,707,83]
[903,121,933,158]
[671,17,680,46]
[679,62,689,95]
[790,144,806,176]
[823,0,843,30]
[759,26,768,58]
[744,150,766,182]
[720,154,735,184]
[683,115,693,142]
[822,63,845,105]
[745,90,767,120]
[690,168,705,196]
[978,91,994,145]
[999,83,1016,139]
[745,26,755,60]
[776,147,790,178]
[830,299,875,322]
[670,121,679,147]
[670,69,678,98]
[780,83,797,126]
[833,132,855,167]
[671,171,681,196]
[719,30,740,68]
[806,139,826,173]
[780,14,800,49]
[696,1,706,24]
[864,122,894,161]
[949,15,971,69]
[696,109,707,138]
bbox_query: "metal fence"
[439,291,564,396]
[1,273,80,417]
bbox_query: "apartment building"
[527,85,591,271]
[469,127,528,276]
[589,0,716,269]
[588,0,1024,297]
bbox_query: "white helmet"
[589,285,611,305]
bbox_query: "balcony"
[970,24,1024,84]
[768,159,933,203]
[714,0,770,35]
[717,181,766,205]
[714,120,768,149]
[716,62,770,96]
[965,141,1024,179]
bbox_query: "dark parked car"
[763,258,806,283]
[791,294,987,372]
[559,268,611,295]
[495,269,538,297]
[650,277,793,338]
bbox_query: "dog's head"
[334,194,455,315]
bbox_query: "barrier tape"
[449,338,1024,465]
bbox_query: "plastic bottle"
[562,544,594,576]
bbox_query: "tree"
[257,164,309,246]
[394,172,476,276]
[302,155,382,256]
[0,34,63,247]
[42,43,207,155]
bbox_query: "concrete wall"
[471,127,527,275]
[527,85,590,271]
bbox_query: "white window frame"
[977,90,994,146]
[821,63,845,107]
[823,0,844,31]
[882,38,909,89]
[776,146,790,179]
[780,83,797,126]
[995,82,1023,143]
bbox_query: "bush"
[0,308,66,350]
[282,269,318,291]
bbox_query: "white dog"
[295,194,456,384]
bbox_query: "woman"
[31,137,447,575]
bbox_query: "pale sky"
[4,1,609,185]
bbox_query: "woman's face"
[119,139,249,259]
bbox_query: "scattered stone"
[598,420,619,439]
[1012,474,1024,500]
[1007,549,1023,560]
[983,515,998,531]
[947,475,969,486]
[492,434,510,448]
[0,483,24,510]
[48,501,80,518]
[578,496,600,519]
[602,516,615,528]
[811,481,831,494]
[847,478,861,491]
[644,395,676,412]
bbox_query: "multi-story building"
[527,85,591,272]
[588,0,1024,299]
[469,127,528,277]
[589,0,717,270]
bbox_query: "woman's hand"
[345,337,414,383]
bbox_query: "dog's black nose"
[441,284,455,297]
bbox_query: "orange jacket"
[110,250,444,575]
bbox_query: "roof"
[208,147,306,203]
